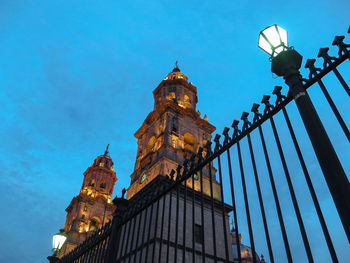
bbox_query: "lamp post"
[47,229,68,263]
[258,25,350,241]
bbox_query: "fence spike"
[232,120,241,138]
[261,95,274,115]
[305,59,322,79]
[204,140,213,158]
[318,47,337,68]
[332,35,350,57]
[273,86,287,105]
[241,112,251,131]
[214,134,222,153]
[190,153,197,170]
[223,127,231,145]
[170,169,175,180]
[197,147,204,162]
[182,160,189,177]
[251,103,263,123]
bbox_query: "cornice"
[134,101,215,138]
[83,166,117,182]
[152,79,198,98]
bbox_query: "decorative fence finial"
[204,140,212,158]
[223,127,231,145]
[305,59,322,79]
[332,36,350,57]
[273,86,287,105]
[261,95,274,115]
[170,169,175,181]
[197,147,204,163]
[318,47,337,69]
[251,104,262,123]
[241,112,251,131]
[214,134,222,153]
[182,160,189,177]
[232,120,241,138]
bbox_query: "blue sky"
[0,1,349,262]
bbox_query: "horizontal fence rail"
[57,28,350,263]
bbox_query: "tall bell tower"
[58,145,117,257]
[127,64,221,199]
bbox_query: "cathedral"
[55,64,264,262]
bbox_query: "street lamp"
[258,25,350,241]
[258,24,288,57]
[48,229,68,263]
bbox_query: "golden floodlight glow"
[258,24,288,57]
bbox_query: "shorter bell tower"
[58,145,117,257]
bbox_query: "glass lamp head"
[52,229,68,252]
[258,24,288,57]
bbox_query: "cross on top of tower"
[172,61,180,72]
[104,144,110,156]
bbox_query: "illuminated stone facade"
[127,65,221,200]
[57,147,117,257]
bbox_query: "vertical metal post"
[158,195,167,263]
[105,196,129,263]
[270,116,314,262]
[282,107,338,262]
[192,173,196,263]
[247,133,274,263]
[258,122,293,263]
[272,49,350,242]
[182,178,188,263]
[237,141,257,263]
[208,161,218,263]
[216,155,230,262]
[166,189,173,262]
[199,169,206,263]
[226,148,242,263]
[317,79,350,141]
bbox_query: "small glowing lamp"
[52,229,67,252]
[258,24,288,57]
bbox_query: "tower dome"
[163,61,189,82]
[92,144,114,171]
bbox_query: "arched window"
[184,133,196,151]
[147,136,156,152]
[89,179,95,187]
[172,118,178,133]
[100,182,106,189]
[166,92,176,101]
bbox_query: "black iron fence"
[57,28,349,263]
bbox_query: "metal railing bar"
[317,79,350,142]
[199,168,206,263]
[192,173,196,263]
[282,107,339,262]
[158,194,167,263]
[144,202,155,262]
[332,68,350,96]
[257,125,293,262]
[151,199,160,262]
[237,141,257,263]
[166,188,173,262]
[226,148,242,263]
[247,133,275,263]
[217,155,230,262]
[174,181,180,263]
[182,177,188,263]
[208,161,218,263]
[269,116,314,263]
